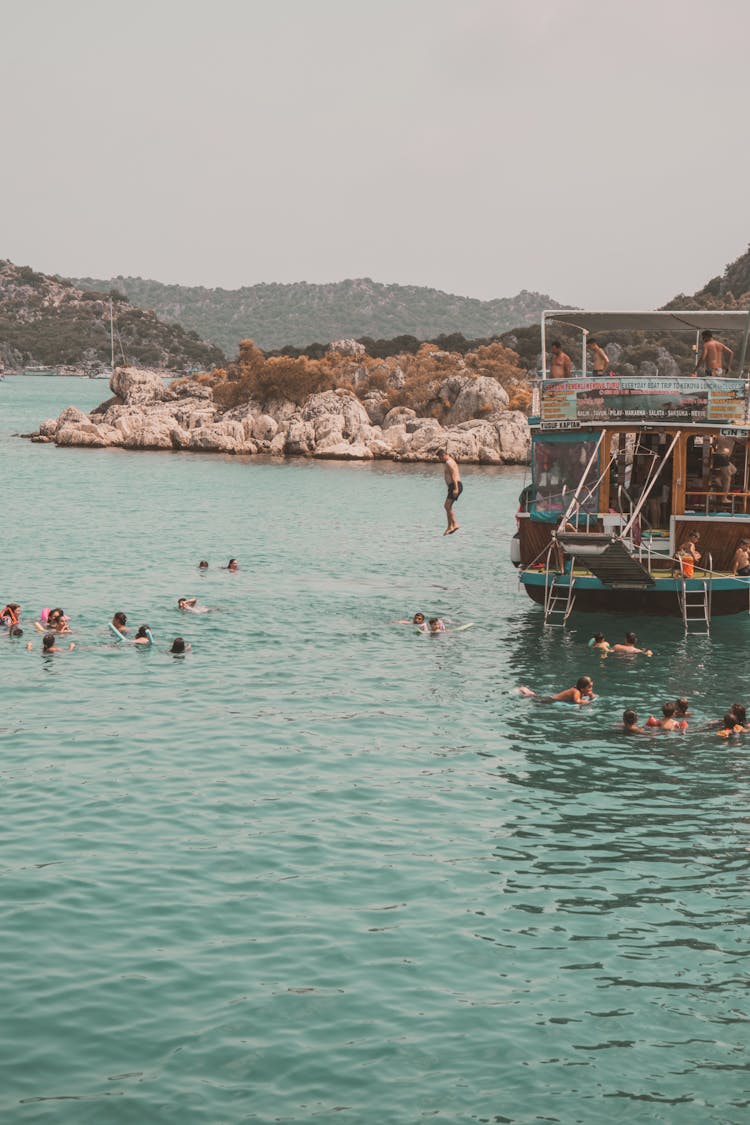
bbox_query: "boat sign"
[540,420,581,430]
[720,427,749,437]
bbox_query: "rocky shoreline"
[29,365,531,464]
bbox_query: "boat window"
[685,432,750,514]
[531,436,600,520]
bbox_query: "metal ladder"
[543,551,577,626]
[677,553,713,635]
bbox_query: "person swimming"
[428,617,446,633]
[519,676,596,705]
[224,559,239,572]
[29,632,75,653]
[611,632,652,657]
[111,612,128,634]
[35,607,70,633]
[134,625,154,646]
[646,702,687,731]
[623,708,648,734]
[717,713,744,738]
[1,603,21,627]
[170,637,191,654]
[589,632,611,653]
[177,597,213,614]
[198,560,209,569]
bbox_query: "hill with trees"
[0,261,225,372]
[68,274,566,355]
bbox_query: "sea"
[2,375,750,1124]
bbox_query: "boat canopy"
[544,309,750,335]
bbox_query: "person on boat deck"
[674,531,701,574]
[549,341,572,380]
[732,538,750,576]
[711,436,737,500]
[519,676,595,705]
[588,339,610,376]
[697,330,733,377]
[646,702,687,731]
[611,632,653,657]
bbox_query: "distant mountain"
[68,275,567,355]
[0,261,225,372]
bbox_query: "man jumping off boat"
[438,449,462,535]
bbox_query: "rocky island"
[30,338,531,464]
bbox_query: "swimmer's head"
[113,612,127,627]
[625,632,637,645]
[198,560,209,569]
[178,598,188,609]
[413,612,425,624]
[593,632,605,643]
[135,625,150,639]
[731,703,747,724]
[10,626,22,638]
[675,697,689,715]
[722,712,737,730]
[661,701,676,718]
[428,618,442,632]
[576,676,593,693]
[42,633,55,652]
[170,637,186,654]
[623,709,637,726]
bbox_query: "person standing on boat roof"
[588,339,610,376]
[697,330,733,376]
[549,341,571,379]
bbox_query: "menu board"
[540,378,746,427]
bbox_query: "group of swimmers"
[518,626,748,738]
[0,600,204,655]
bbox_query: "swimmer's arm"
[33,621,45,632]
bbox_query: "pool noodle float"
[108,622,128,641]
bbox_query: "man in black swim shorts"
[438,449,462,535]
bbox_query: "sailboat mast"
[109,298,115,371]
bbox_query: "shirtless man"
[588,338,609,376]
[519,676,596,705]
[611,631,653,657]
[438,449,462,535]
[549,340,572,380]
[732,538,750,576]
[711,436,737,500]
[697,330,733,377]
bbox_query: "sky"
[3,0,750,309]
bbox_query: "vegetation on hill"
[199,337,531,418]
[0,261,225,371]
[69,274,565,355]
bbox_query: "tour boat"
[515,309,750,632]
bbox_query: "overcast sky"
[3,0,750,309]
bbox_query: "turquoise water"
[2,376,750,1124]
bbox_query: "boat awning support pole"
[620,430,682,540]
[541,314,547,380]
[737,307,750,377]
[557,430,605,531]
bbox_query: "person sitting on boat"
[611,632,652,657]
[623,709,648,735]
[588,338,610,377]
[697,329,733,377]
[549,341,572,380]
[589,632,611,653]
[673,531,701,576]
[519,676,596,705]
[646,702,687,731]
[731,539,750,576]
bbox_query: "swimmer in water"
[646,702,687,731]
[35,607,70,634]
[134,625,154,646]
[198,560,209,569]
[177,597,214,614]
[717,713,744,738]
[623,709,648,734]
[9,626,24,639]
[729,703,749,730]
[224,559,239,572]
[1,603,21,627]
[112,612,129,635]
[611,631,652,657]
[27,632,75,653]
[428,617,446,633]
[675,697,690,719]
[519,676,596,705]
[170,637,191,654]
[394,612,426,627]
[589,631,611,653]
